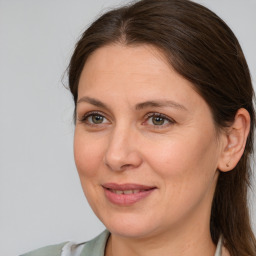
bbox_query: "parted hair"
[68,0,256,255]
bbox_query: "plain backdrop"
[0,0,255,255]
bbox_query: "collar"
[79,230,223,256]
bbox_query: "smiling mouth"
[102,183,157,205]
[108,188,152,195]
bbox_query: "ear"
[218,108,251,172]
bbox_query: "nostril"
[120,164,133,170]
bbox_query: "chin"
[99,212,161,239]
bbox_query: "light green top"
[20,230,223,256]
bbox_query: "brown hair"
[68,0,256,255]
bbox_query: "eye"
[78,111,109,126]
[89,114,105,124]
[149,116,168,125]
[144,113,175,127]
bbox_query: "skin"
[74,44,244,256]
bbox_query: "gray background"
[0,0,255,255]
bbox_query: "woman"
[22,0,256,255]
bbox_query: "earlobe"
[218,108,250,172]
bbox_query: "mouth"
[108,189,150,195]
[102,183,157,206]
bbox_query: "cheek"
[144,130,219,190]
[73,130,106,210]
[74,130,104,179]
[146,135,219,217]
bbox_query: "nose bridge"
[110,124,130,151]
[104,122,141,171]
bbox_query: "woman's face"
[74,44,225,239]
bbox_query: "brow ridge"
[135,100,187,111]
[77,96,187,111]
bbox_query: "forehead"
[78,44,208,112]
[83,43,170,73]
[79,44,190,92]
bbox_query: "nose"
[104,125,143,172]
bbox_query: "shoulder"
[20,241,69,256]
[20,230,110,256]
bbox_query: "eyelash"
[78,111,176,128]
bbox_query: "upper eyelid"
[145,112,169,118]
[78,110,109,121]
[144,112,175,122]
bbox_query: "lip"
[102,183,157,206]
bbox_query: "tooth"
[115,190,123,194]
[133,190,140,194]
[123,190,133,194]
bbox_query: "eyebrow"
[77,96,109,109]
[77,96,188,111]
[135,100,188,111]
